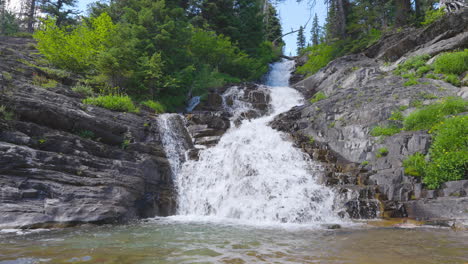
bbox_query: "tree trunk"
[395,0,411,26]
[27,0,36,33]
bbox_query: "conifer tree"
[310,13,320,46]
[296,26,306,54]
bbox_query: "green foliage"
[404,78,419,86]
[83,95,139,113]
[310,91,327,103]
[32,73,58,88]
[34,13,116,73]
[0,105,14,120]
[403,116,468,189]
[423,115,468,188]
[1,71,12,81]
[308,136,315,144]
[376,147,389,158]
[433,50,468,76]
[425,73,439,79]
[416,65,432,77]
[296,43,336,76]
[121,139,130,150]
[361,161,369,166]
[389,111,404,121]
[444,74,461,87]
[421,8,445,26]
[0,11,20,35]
[370,125,401,137]
[72,85,94,97]
[403,153,426,177]
[394,55,431,76]
[141,100,165,113]
[403,97,467,131]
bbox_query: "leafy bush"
[141,100,165,113]
[297,43,336,76]
[444,74,461,87]
[72,85,94,97]
[423,115,468,188]
[310,91,327,103]
[404,116,467,189]
[433,50,468,76]
[421,8,446,26]
[394,55,430,76]
[403,153,426,177]
[403,97,467,131]
[370,125,401,137]
[83,95,139,113]
[34,13,116,73]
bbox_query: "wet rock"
[0,37,175,228]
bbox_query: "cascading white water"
[173,60,343,225]
[156,114,191,177]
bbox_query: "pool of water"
[1,218,467,264]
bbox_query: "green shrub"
[310,91,327,103]
[423,115,468,188]
[376,147,389,158]
[433,50,468,76]
[371,125,401,137]
[141,100,165,113]
[404,78,420,86]
[421,8,446,26]
[296,43,336,76]
[361,161,369,166]
[416,65,432,77]
[403,97,467,131]
[72,85,94,97]
[425,73,439,80]
[403,153,426,177]
[394,55,430,76]
[404,116,467,189]
[83,95,139,113]
[444,74,461,87]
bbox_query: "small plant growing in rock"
[38,138,47,144]
[32,73,58,89]
[403,152,426,177]
[0,105,14,120]
[444,74,461,87]
[361,161,369,166]
[370,125,401,137]
[1,71,13,81]
[418,92,438,100]
[72,85,94,97]
[376,147,389,158]
[433,49,468,76]
[425,73,439,80]
[310,92,327,103]
[77,130,95,139]
[308,136,315,144]
[394,55,430,76]
[388,111,404,121]
[121,139,131,149]
[328,121,336,128]
[404,78,419,86]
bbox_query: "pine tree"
[311,13,320,46]
[40,0,78,26]
[296,25,306,54]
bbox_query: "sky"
[9,0,327,56]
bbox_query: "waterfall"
[170,59,343,225]
[156,114,192,177]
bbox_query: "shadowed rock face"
[273,10,468,223]
[0,37,175,228]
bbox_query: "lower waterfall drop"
[175,60,343,225]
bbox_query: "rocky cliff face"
[272,10,468,226]
[0,37,175,228]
